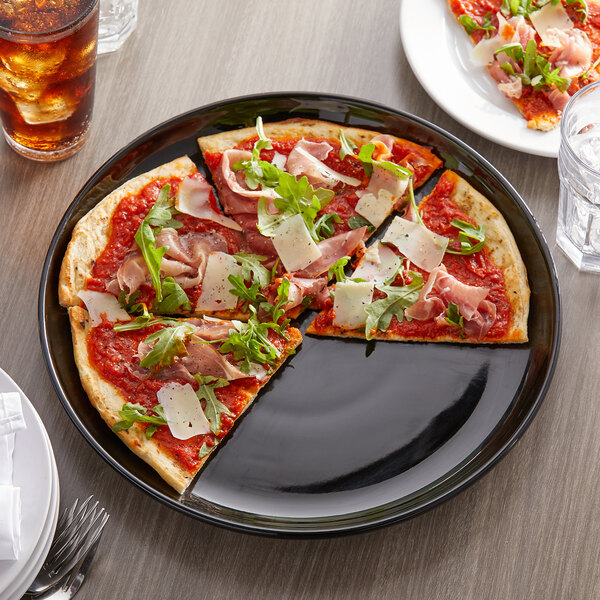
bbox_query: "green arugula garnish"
[112,403,167,439]
[133,184,182,303]
[198,442,214,459]
[261,277,292,325]
[566,0,588,22]
[328,256,351,283]
[348,215,375,231]
[364,273,423,340]
[458,12,496,37]
[406,179,423,226]
[154,277,191,314]
[338,129,357,160]
[500,0,537,17]
[581,55,600,80]
[226,253,272,312]
[446,219,485,255]
[228,274,266,311]
[139,322,196,371]
[357,143,413,180]
[234,253,271,288]
[315,213,342,239]
[445,302,465,337]
[193,374,232,435]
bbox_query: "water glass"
[0,0,99,161]
[556,81,600,272]
[98,0,137,54]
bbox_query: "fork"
[26,496,109,598]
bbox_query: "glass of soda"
[556,81,600,272]
[0,0,99,161]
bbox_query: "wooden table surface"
[1,1,599,598]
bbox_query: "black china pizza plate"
[38,93,560,537]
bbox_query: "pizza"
[448,0,600,130]
[59,117,528,495]
[307,170,529,342]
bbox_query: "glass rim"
[560,80,600,178]
[0,0,98,41]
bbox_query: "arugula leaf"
[339,129,357,160]
[219,307,281,373]
[581,55,600,80]
[328,256,350,283]
[445,302,465,337]
[500,0,536,17]
[566,0,588,21]
[314,213,341,240]
[406,179,424,227]
[257,196,292,237]
[234,253,271,288]
[348,215,374,231]
[446,219,485,255]
[112,402,167,438]
[458,12,496,37]
[154,277,191,314]
[193,374,232,435]
[364,273,423,340]
[357,143,413,180]
[261,277,292,325]
[228,274,266,311]
[198,443,214,459]
[139,322,196,371]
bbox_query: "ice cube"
[1,45,66,80]
[16,95,75,124]
[570,131,600,173]
[0,63,43,100]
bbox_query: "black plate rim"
[38,91,561,537]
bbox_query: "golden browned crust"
[69,306,302,494]
[59,156,197,308]
[307,170,530,343]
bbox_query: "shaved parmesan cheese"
[530,3,573,48]
[176,177,242,231]
[272,151,287,170]
[77,290,130,327]
[157,382,210,440]
[382,216,449,272]
[470,12,510,65]
[355,189,397,227]
[271,213,322,272]
[293,146,361,187]
[333,280,374,329]
[196,252,242,312]
[353,242,403,283]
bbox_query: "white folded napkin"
[0,434,15,485]
[0,486,21,560]
[0,392,26,437]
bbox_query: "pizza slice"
[68,303,301,493]
[449,0,600,130]
[307,170,529,343]
[198,118,442,315]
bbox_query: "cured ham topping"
[284,275,328,310]
[548,28,592,78]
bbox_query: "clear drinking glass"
[98,0,137,54]
[556,81,600,272]
[0,0,99,161]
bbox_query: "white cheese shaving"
[157,382,211,440]
[271,213,322,272]
[293,146,361,187]
[529,3,573,48]
[333,280,374,329]
[355,189,397,227]
[77,290,130,327]
[382,216,449,272]
[470,12,510,66]
[272,151,287,170]
[352,242,403,283]
[196,252,242,312]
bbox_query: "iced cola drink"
[0,0,99,161]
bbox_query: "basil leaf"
[446,219,485,255]
[445,301,465,337]
[364,273,423,340]
[193,374,232,435]
[338,129,357,160]
[234,253,271,288]
[328,256,350,283]
[155,277,191,314]
[139,322,196,370]
[458,12,496,37]
[348,215,374,231]
[112,402,167,435]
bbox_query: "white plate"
[0,369,54,598]
[399,0,560,157]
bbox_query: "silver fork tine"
[46,506,105,573]
[49,497,95,553]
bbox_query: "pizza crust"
[59,156,197,308]
[69,306,302,494]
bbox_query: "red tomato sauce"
[87,320,295,472]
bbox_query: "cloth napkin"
[0,392,26,436]
[0,486,21,560]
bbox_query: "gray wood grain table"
[1,1,598,598]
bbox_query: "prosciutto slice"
[296,227,367,277]
[549,28,592,78]
[405,265,496,339]
[285,275,328,310]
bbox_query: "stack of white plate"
[0,368,59,600]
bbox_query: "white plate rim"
[399,0,560,157]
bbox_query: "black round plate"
[39,93,560,537]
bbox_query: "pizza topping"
[270,213,323,272]
[382,216,449,272]
[529,2,574,47]
[446,219,486,255]
[196,252,243,312]
[355,189,397,227]
[112,403,167,439]
[286,139,361,188]
[285,275,329,311]
[175,175,242,231]
[137,321,196,372]
[296,227,367,277]
[193,375,233,435]
[332,280,375,329]
[547,28,593,77]
[352,242,404,283]
[77,290,130,327]
[459,12,496,37]
[220,149,280,201]
[157,382,211,440]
